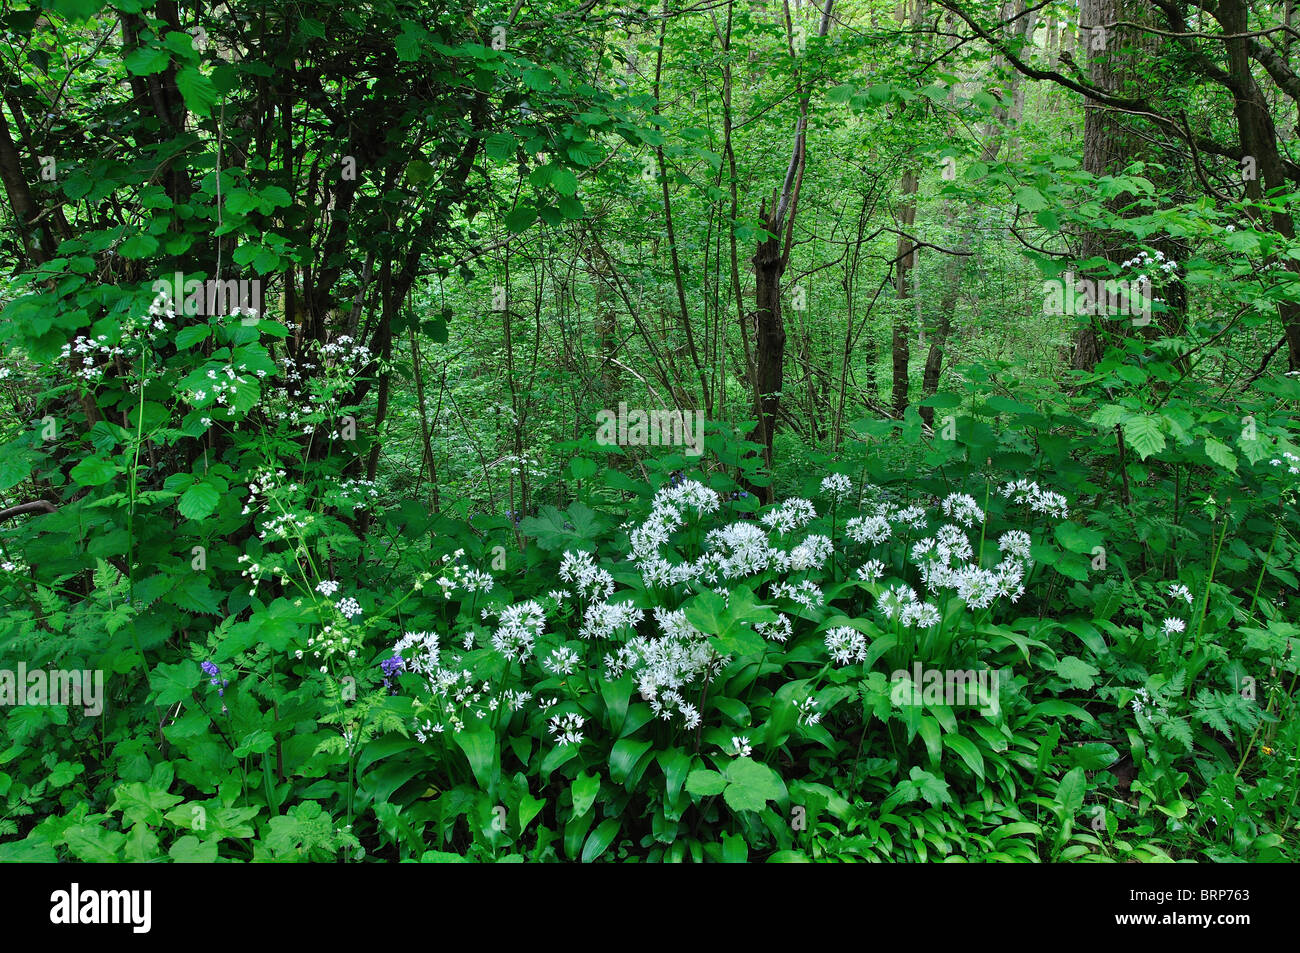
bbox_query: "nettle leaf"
[1121,414,1166,459]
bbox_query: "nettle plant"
[358,470,1107,861]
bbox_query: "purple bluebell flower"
[201,660,228,696]
[380,655,406,692]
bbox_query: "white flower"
[730,735,753,757]
[1167,583,1193,605]
[846,514,892,545]
[336,597,362,619]
[941,493,984,528]
[998,530,1033,562]
[760,498,817,535]
[820,473,854,502]
[316,580,340,597]
[1162,617,1185,635]
[544,645,580,676]
[825,625,867,665]
[547,712,586,745]
[856,559,887,582]
[756,614,793,643]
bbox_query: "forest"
[0,0,1297,864]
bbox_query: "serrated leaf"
[1121,414,1166,459]
[1204,437,1238,473]
[176,68,217,117]
[178,481,220,520]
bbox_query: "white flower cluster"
[824,626,867,665]
[819,473,854,503]
[1269,451,1300,476]
[602,606,725,729]
[60,333,129,383]
[486,599,546,662]
[548,712,586,745]
[388,472,1072,743]
[999,480,1069,519]
[559,549,615,601]
[1120,249,1178,276]
[302,622,359,666]
[333,478,381,511]
[433,549,495,599]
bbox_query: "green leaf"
[504,204,538,234]
[552,168,579,196]
[1203,437,1238,473]
[942,734,985,782]
[685,768,727,796]
[1054,521,1104,554]
[169,835,218,862]
[119,233,159,259]
[1055,766,1087,816]
[485,133,515,162]
[149,660,200,706]
[452,725,499,791]
[49,0,103,21]
[395,21,427,61]
[571,771,600,818]
[721,757,785,813]
[124,45,170,76]
[176,68,218,117]
[1121,414,1166,459]
[70,455,118,487]
[174,324,211,349]
[1054,655,1099,690]
[178,481,221,520]
[580,818,620,862]
[609,737,653,787]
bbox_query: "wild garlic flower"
[761,498,817,535]
[846,514,892,545]
[1167,583,1193,605]
[820,473,854,503]
[941,493,984,528]
[789,534,834,571]
[490,600,546,662]
[544,645,581,676]
[770,579,824,609]
[825,626,867,665]
[998,530,1033,562]
[756,614,793,643]
[548,712,587,746]
[856,559,886,582]
[1162,617,1186,635]
[878,584,919,620]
